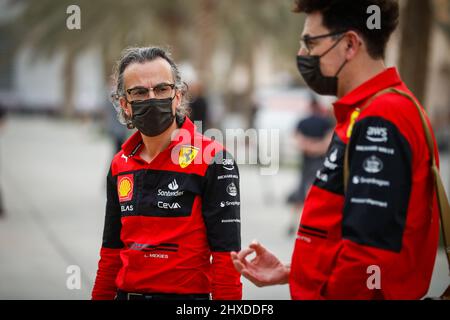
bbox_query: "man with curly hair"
[92,47,242,300]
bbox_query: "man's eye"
[133,88,148,96]
[158,85,170,91]
[155,87,167,93]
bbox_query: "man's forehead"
[124,58,173,86]
[301,12,329,37]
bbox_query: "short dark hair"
[293,0,399,59]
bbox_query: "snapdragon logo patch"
[352,175,390,187]
[220,201,240,208]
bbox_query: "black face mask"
[297,36,348,96]
[131,98,175,137]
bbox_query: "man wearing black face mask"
[232,0,449,300]
[297,30,349,96]
[92,47,242,300]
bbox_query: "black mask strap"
[319,34,346,58]
[335,58,348,77]
[319,34,348,78]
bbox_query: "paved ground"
[0,115,448,300]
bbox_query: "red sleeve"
[202,150,242,300]
[211,252,242,300]
[92,167,124,300]
[321,115,412,299]
[320,240,396,299]
[92,247,122,300]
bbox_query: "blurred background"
[0,0,449,299]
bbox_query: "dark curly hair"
[293,0,399,59]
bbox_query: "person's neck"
[140,120,178,163]
[337,59,386,99]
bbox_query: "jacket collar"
[333,67,403,123]
[121,117,196,157]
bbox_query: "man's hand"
[230,241,290,287]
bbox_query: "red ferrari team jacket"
[290,68,440,299]
[92,117,242,300]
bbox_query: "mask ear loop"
[334,58,348,77]
[171,87,179,120]
[319,34,347,58]
[317,34,349,77]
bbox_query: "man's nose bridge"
[298,47,308,56]
[148,87,156,99]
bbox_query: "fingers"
[232,259,263,287]
[231,256,246,274]
[249,240,266,256]
[230,251,241,266]
[231,252,259,285]
[236,247,255,261]
[231,242,262,267]
[230,249,252,270]
[230,246,266,288]
[230,243,261,274]
[231,247,256,275]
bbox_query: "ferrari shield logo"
[178,146,199,169]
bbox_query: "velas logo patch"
[117,174,134,202]
[178,146,199,169]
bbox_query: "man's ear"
[344,31,362,60]
[119,96,131,116]
[174,91,182,109]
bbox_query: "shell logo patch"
[178,146,199,169]
[117,174,134,202]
